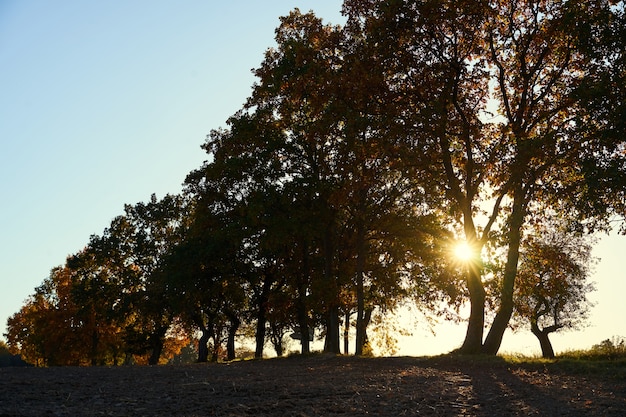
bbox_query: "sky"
[1,0,625,358]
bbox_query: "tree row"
[6,0,624,365]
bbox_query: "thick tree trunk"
[148,323,169,365]
[482,184,525,355]
[459,265,486,354]
[148,342,163,366]
[456,204,486,355]
[325,306,341,354]
[296,314,310,354]
[531,323,556,359]
[148,335,164,366]
[254,306,267,359]
[197,328,210,363]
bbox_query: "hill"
[0,355,624,416]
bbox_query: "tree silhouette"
[513,222,596,358]
[343,0,625,354]
[6,1,625,363]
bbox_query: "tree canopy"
[513,220,597,358]
[5,0,625,365]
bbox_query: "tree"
[66,247,127,365]
[113,194,189,364]
[569,1,626,231]
[5,265,114,366]
[11,0,622,363]
[343,0,626,354]
[246,10,348,354]
[513,223,596,358]
[163,184,249,362]
[6,289,56,366]
[247,8,444,355]
[6,195,191,366]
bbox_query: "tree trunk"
[148,323,169,365]
[531,323,556,359]
[254,304,267,359]
[459,265,485,354]
[148,341,163,366]
[296,304,310,354]
[226,310,240,361]
[363,308,372,352]
[148,335,163,366]
[457,206,486,355]
[210,323,220,362]
[270,321,285,357]
[297,240,310,354]
[482,183,525,355]
[344,311,350,355]
[197,328,210,363]
[296,320,310,354]
[325,306,341,354]
[323,226,341,354]
[90,327,99,367]
[355,219,367,356]
[254,275,273,359]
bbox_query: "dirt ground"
[1,355,625,416]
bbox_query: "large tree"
[112,194,189,364]
[180,9,444,358]
[163,196,248,362]
[342,0,626,354]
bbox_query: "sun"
[453,241,475,262]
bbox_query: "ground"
[1,355,625,416]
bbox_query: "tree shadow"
[462,364,607,416]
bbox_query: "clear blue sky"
[0,0,344,341]
[1,0,624,356]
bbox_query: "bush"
[590,337,626,359]
[560,336,626,361]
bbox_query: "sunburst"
[453,241,475,262]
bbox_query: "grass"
[192,337,626,381]
[497,338,626,380]
[416,337,626,380]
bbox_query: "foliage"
[5,1,625,364]
[343,0,626,355]
[5,195,190,366]
[510,219,597,357]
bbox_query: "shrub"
[560,336,626,361]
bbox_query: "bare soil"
[1,355,625,416]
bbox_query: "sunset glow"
[453,241,475,262]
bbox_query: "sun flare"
[453,241,475,262]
